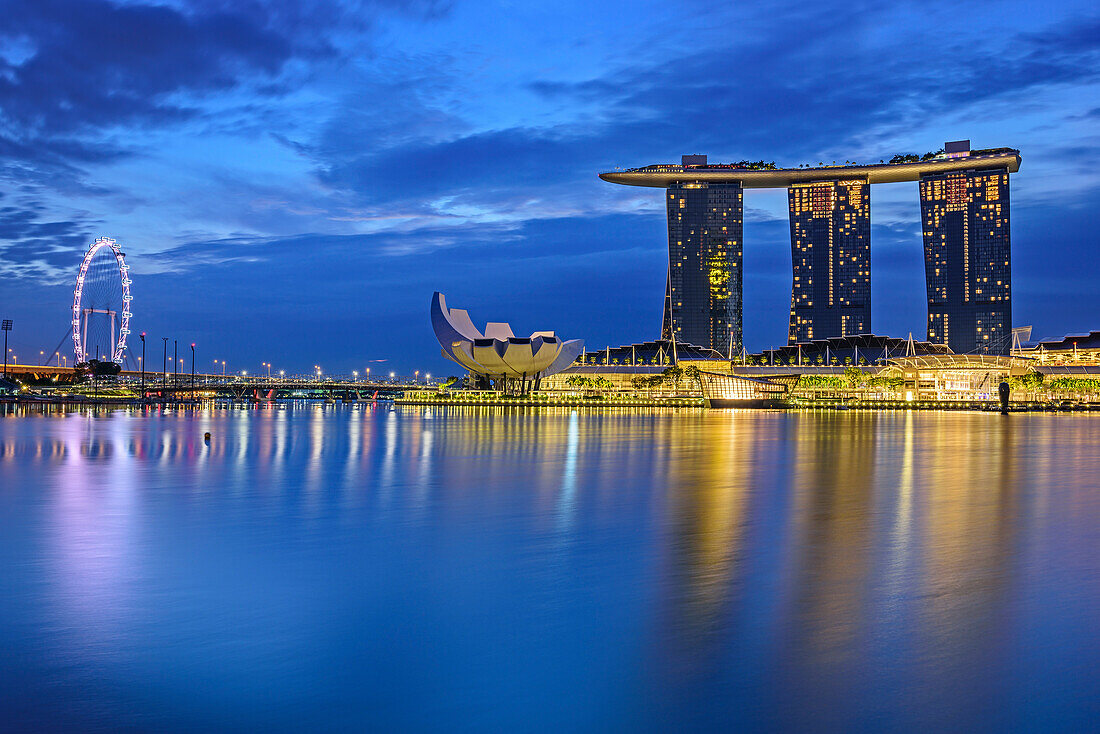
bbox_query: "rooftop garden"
[969,147,1017,156]
[888,149,944,164]
[626,147,1016,173]
[684,160,779,170]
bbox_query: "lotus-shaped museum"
[431,292,584,383]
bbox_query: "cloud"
[526,9,1100,162]
[0,0,301,136]
[0,199,92,280]
[305,4,1100,235]
[0,0,454,194]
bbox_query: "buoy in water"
[204,432,211,444]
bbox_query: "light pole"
[414,370,420,383]
[161,337,168,384]
[353,371,358,382]
[139,332,146,398]
[190,343,195,403]
[1,319,11,378]
[173,340,178,386]
[221,360,226,376]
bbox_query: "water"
[0,404,1097,732]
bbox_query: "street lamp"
[139,332,146,398]
[1,319,11,378]
[414,370,419,383]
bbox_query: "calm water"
[0,404,1097,732]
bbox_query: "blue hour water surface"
[0,404,1097,732]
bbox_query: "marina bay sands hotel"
[600,141,1020,355]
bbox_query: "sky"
[0,0,1098,376]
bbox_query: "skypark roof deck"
[599,149,1021,188]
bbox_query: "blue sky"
[1,0,1098,375]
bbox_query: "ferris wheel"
[72,237,132,364]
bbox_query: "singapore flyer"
[71,237,133,365]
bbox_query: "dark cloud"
[524,10,1100,163]
[0,0,454,191]
[0,200,91,280]
[0,0,302,135]
[315,6,1100,219]
[0,0,299,193]
[318,127,596,205]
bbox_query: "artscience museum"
[431,292,584,391]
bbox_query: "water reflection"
[0,404,1097,731]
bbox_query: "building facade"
[663,180,743,355]
[919,168,1011,354]
[788,180,870,343]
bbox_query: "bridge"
[2,365,412,401]
[147,375,407,401]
